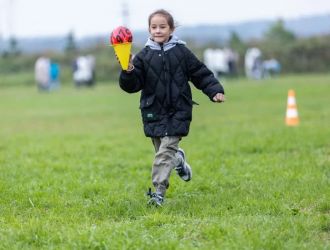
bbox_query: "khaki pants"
[151,136,181,196]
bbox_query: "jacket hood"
[145,35,186,51]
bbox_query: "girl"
[119,9,225,206]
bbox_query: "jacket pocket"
[140,95,155,109]
[140,95,159,122]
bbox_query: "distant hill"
[2,13,330,53]
[173,13,330,45]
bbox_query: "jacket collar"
[145,35,186,51]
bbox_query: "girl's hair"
[148,9,175,30]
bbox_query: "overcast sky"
[1,0,330,38]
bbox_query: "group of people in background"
[34,56,60,91]
[34,47,279,92]
[203,47,281,80]
[34,54,96,91]
[203,47,239,78]
[244,47,281,80]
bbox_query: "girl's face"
[149,14,173,44]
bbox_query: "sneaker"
[146,188,164,207]
[175,148,192,182]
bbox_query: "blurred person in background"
[86,54,96,86]
[35,56,50,91]
[49,60,60,90]
[262,58,281,78]
[72,55,95,87]
[245,47,263,80]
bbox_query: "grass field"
[0,74,329,249]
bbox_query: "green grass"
[0,74,329,249]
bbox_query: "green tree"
[65,31,77,53]
[264,19,296,47]
[228,31,246,54]
[5,36,21,56]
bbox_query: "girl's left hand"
[213,93,225,103]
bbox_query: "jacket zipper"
[161,45,172,110]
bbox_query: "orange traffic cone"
[285,89,299,126]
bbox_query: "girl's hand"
[213,93,225,103]
[126,62,135,72]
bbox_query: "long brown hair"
[148,9,175,30]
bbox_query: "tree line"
[0,20,329,86]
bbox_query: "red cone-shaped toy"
[110,26,133,70]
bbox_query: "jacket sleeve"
[119,52,145,93]
[185,47,225,101]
